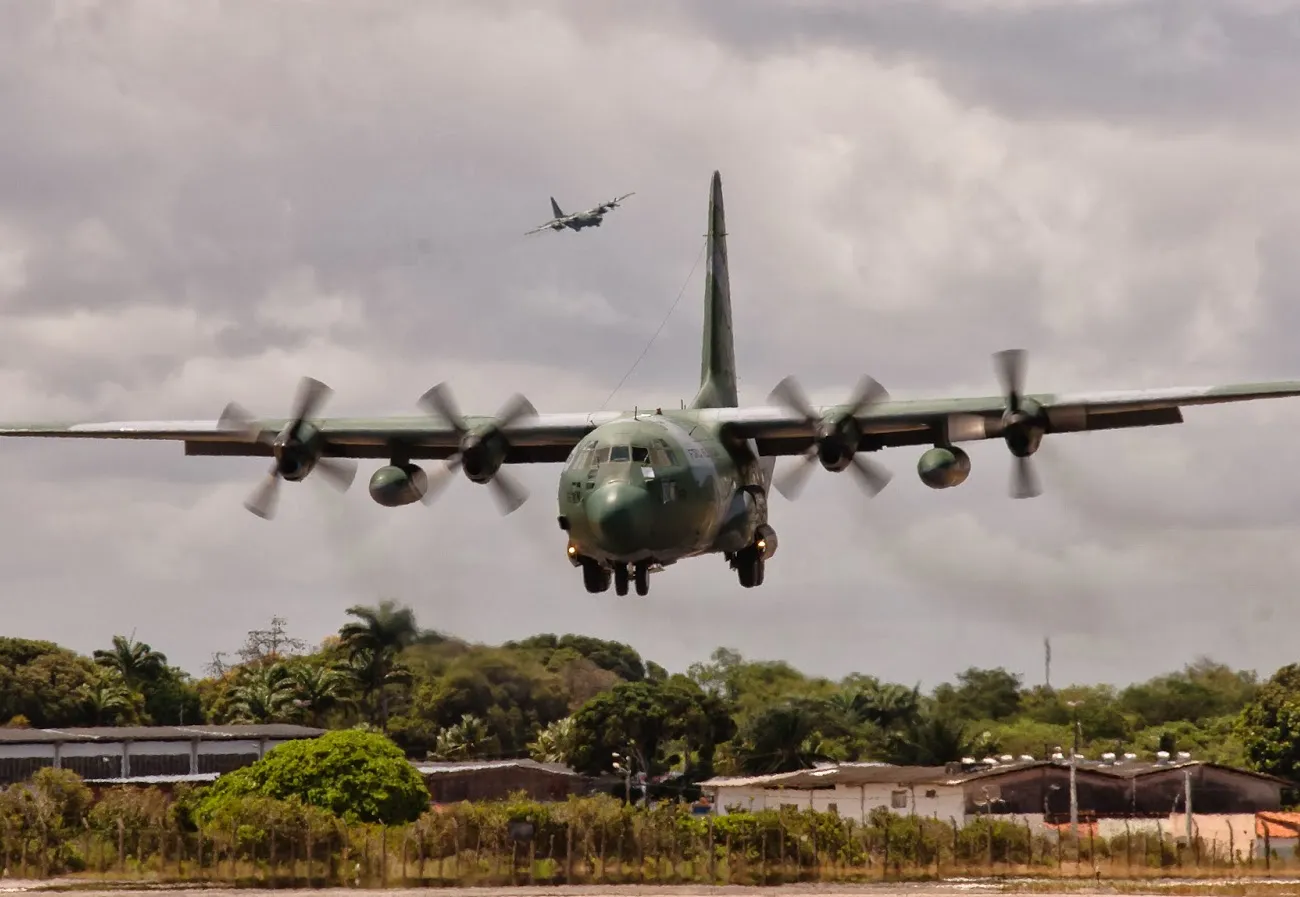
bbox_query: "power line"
[599,236,708,412]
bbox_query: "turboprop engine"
[917,446,971,489]
[369,463,430,507]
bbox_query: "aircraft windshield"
[567,442,680,470]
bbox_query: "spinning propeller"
[218,376,358,520]
[417,383,538,515]
[767,374,893,500]
[598,192,635,211]
[990,348,1045,499]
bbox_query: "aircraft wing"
[0,411,615,464]
[524,220,560,235]
[1,381,1297,465]
[706,381,1300,456]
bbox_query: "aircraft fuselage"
[556,412,774,593]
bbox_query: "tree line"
[4,601,1300,786]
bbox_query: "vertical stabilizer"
[550,197,565,218]
[690,171,739,409]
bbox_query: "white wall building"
[701,763,967,823]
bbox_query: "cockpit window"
[650,446,678,467]
[567,445,595,470]
[631,446,650,463]
[609,445,630,462]
[594,446,611,464]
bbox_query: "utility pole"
[1044,636,1052,691]
[1066,699,1082,841]
[1184,765,1193,846]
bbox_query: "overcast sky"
[3,0,1300,693]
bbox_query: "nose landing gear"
[578,554,651,596]
[613,562,651,596]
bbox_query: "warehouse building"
[0,724,324,785]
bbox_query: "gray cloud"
[1,0,1299,692]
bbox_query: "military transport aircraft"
[525,192,634,235]
[2,170,1300,598]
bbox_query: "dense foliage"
[0,785,1282,884]
[194,729,430,825]
[1,603,1297,784]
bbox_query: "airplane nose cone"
[586,482,653,557]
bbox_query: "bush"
[194,729,429,825]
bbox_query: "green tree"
[0,638,103,727]
[933,667,1023,722]
[76,669,138,726]
[568,678,734,779]
[1236,663,1300,780]
[195,729,429,825]
[885,712,997,765]
[338,600,420,731]
[735,699,831,774]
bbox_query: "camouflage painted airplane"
[3,170,1300,598]
[525,192,634,235]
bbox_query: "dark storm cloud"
[0,1,1299,687]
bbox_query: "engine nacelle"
[369,463,429,507]
[460,429,509,484]
[917,446,971,489]
[755,523,778,560]
[272,421,323,482]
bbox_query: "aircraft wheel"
[736,547,763,589]
[634,563,650,596]
[582,560,610,594]
[614,564,630,596]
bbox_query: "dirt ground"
[9,882,1300,896]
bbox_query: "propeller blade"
[774,451,818,501]
[495,393,538,429]
[488,468,529,515]
[420,456,463,505]
[314,456,358,492]
[1011,455,1042,499]
[418,383,469,437]
[217,402,265,443]
[768,375,818,423]
[844,375,889,417]
[244,467,282,520]
[291,376,332,424]
[849,454,894,497]
[994,349,1026,411]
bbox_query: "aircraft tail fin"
[690,170,739,410]
[550,197,564,218]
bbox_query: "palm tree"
[287,662,352,727]
[528,716,576,764]
[885,712,997,765]
[227,663,298,723]
[93,633,167,687]
[77,671,135,725]
[737,700,831,774]
[338,600,419,730]
[431,714,495,760]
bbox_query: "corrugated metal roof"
[0,724,325,744]
[412,759,580,777]
[703,759,1297,790]
[81,773,221,785]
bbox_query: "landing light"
[757,539,766,551]
[567,544,577,556]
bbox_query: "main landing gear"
[729,526,776,589]
[731,543,766,588]
[580,558,650,596]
